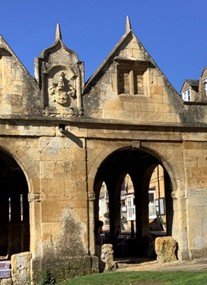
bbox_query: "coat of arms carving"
[48,72,76,107]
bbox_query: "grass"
[56,271,207,285]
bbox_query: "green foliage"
[36,270,55,285]
[56,271,207,285]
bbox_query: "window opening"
[182,89,191,101]
[20,194,23,222]
[203,79,207,97]
[8,197,11,222]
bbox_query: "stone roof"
[186,80,199,87]
[180,79,199,92]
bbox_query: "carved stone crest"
[48,72,76,107]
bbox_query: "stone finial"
[126,16,132,33]
[55,23,62,41]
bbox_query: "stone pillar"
[107,178,121,241]
[88,192,96,256]
[28,193,41,259]
[155,236,177,263]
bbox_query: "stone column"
[88,192,96,256]
[28,192,41,255]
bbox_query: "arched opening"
[98,182,110,232]
[0,150,29,258]
[94,147,173,260]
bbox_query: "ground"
[116,257,207,272]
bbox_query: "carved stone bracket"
[28,193,41,203]
[88,192,95,201]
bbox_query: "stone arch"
[91,142,178,258]
[138,145,180,196]
[89,142,179,194]
[89,142,131,192]
[0,144,32,257]
[0,140,41,260]
[48,65,78,79]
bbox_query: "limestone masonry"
[0,17,207,283]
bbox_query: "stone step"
[0,269,11,279]
[0,261,11,269]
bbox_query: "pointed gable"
[83,17,183,125]
[0,36,41,117]
[35,24,84,117]
[84,18,152,94]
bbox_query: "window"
[148,190,157,219]
[8,193,25,223]
[117,68,144,95]
[126,195,136,221]
[203,79,207,97]
[116,59,146,95]
[118,69,130,94]
[182,89,191,101]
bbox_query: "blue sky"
[1,0,207,92]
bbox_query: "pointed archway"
[0,150,29,258]
[94,147,173,259]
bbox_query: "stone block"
[11,252,32,285]
[155,236,177,263]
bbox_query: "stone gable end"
[0,36,41,117]
[83,31,183,125]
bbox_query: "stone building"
[180,67,207,102]
[1,17,207,283]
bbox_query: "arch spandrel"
[140,142,185,197]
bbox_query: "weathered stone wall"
[0,126,95,280]
[33,255,98,283]
[183,140,207,258]
[39,133,88,259]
